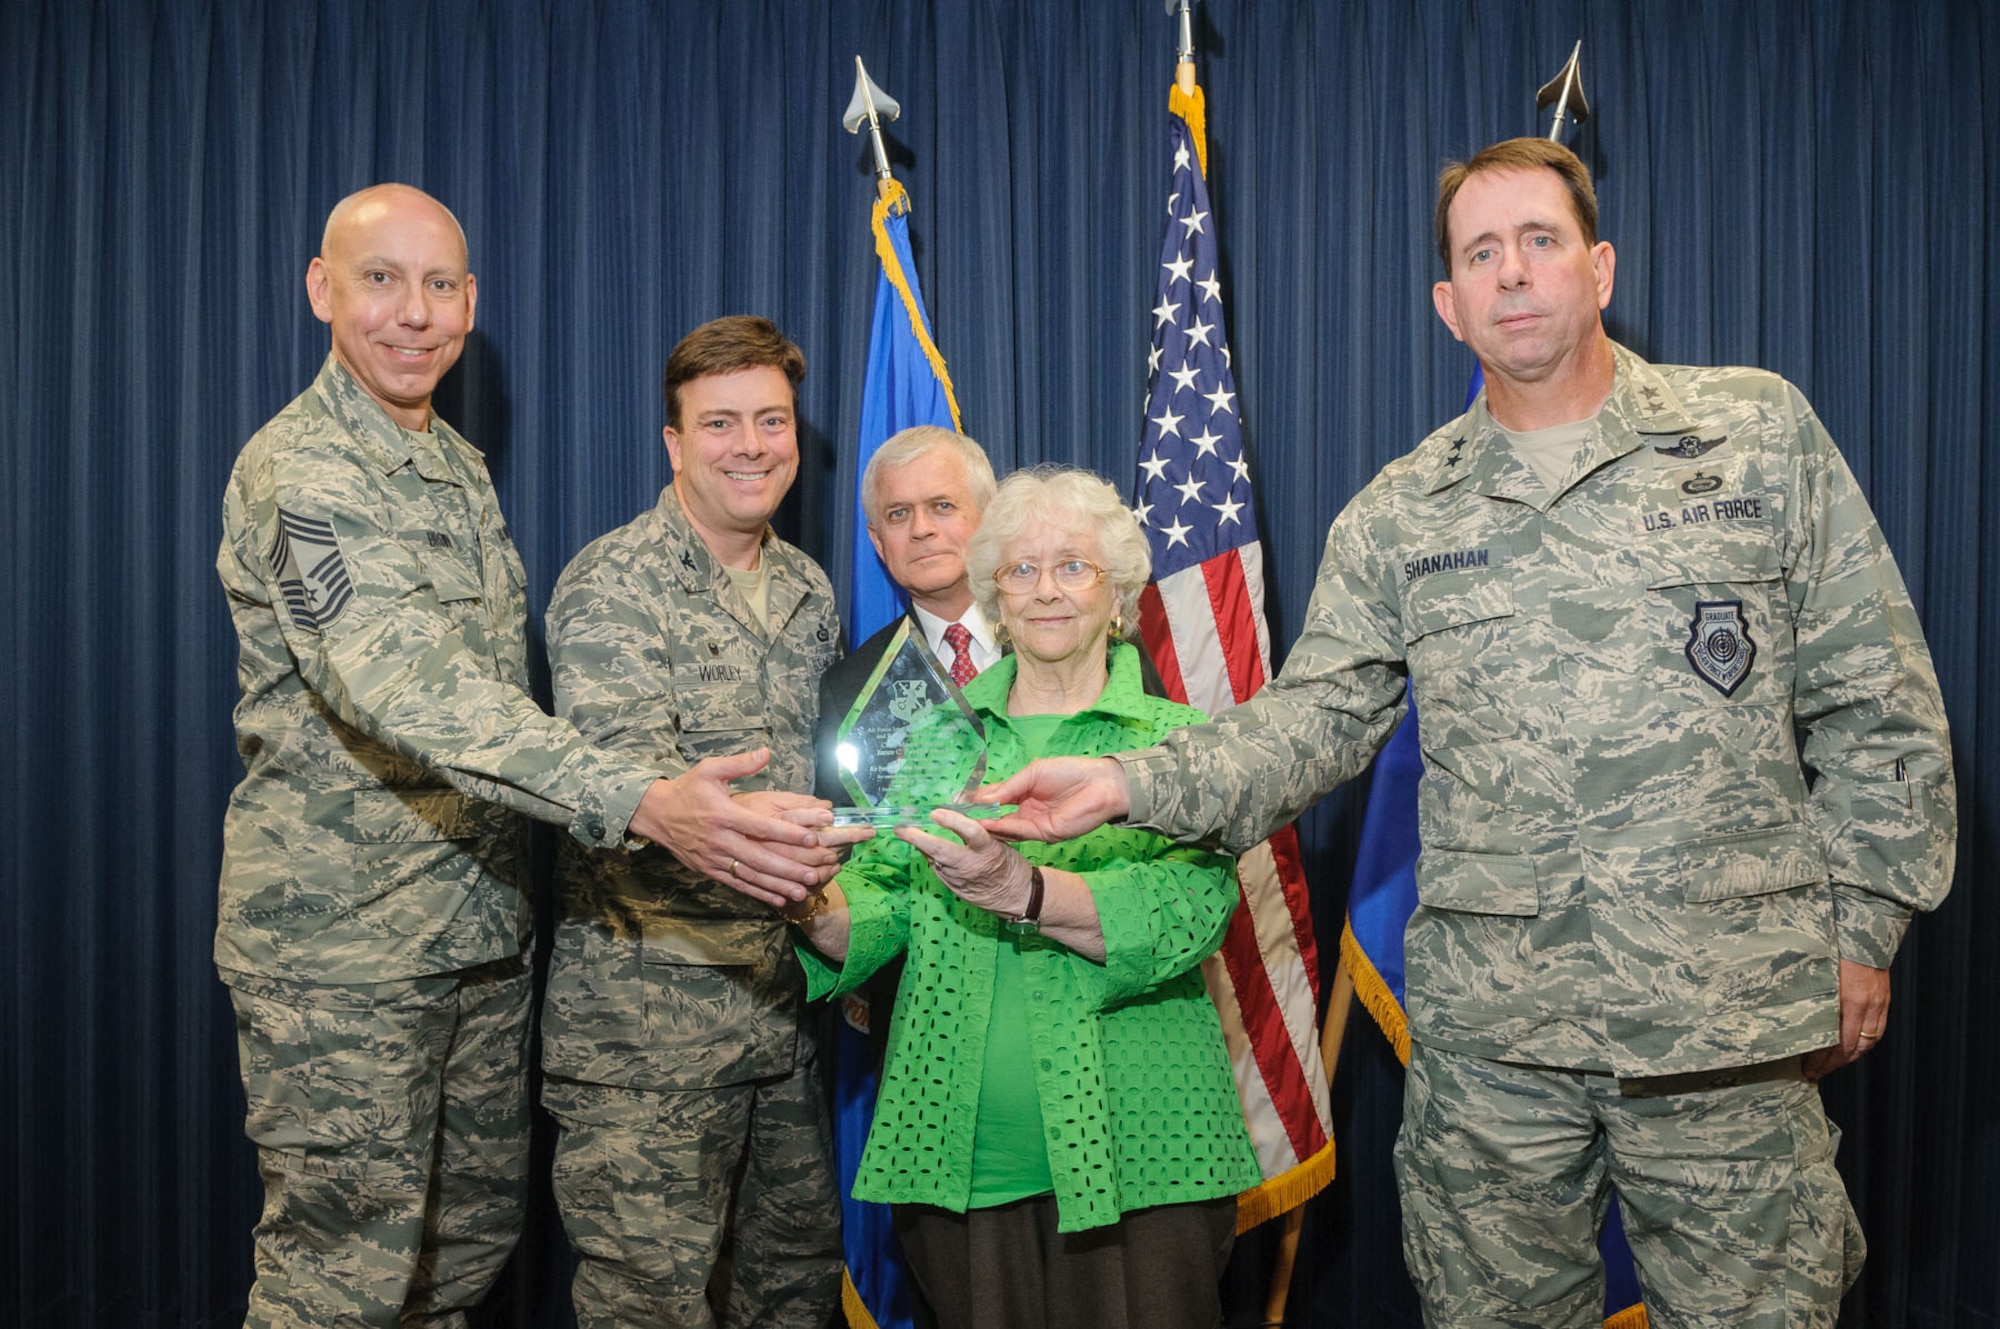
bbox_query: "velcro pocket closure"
[1678,824,1824,901]
[351,787,478,842]
[1416,847,1540,916]
[1402,570,1516,644]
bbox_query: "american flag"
[1133,81,1335,1226]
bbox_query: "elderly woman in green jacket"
[792,467,1258,1329]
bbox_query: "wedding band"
[1858,1031,1882,1040]
[727,858,739,877]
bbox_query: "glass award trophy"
[827,619,1012,828]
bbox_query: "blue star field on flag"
[1135,118,1256,570]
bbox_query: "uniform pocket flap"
[351,787,478,842]
[1645,544,1780,590]
[1678,825,1824,901]
[1402,570,1516,644]
[679,721,773,764]
[1415,848,1540,916]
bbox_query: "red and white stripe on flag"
[1140,555,1334,1224]
[1131,80,1334,1229]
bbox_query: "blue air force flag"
[836,174,962,1329]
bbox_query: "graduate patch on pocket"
[1685,599,1755,696]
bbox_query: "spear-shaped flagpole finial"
[843,55,903,201]
[1536,41,1590,142]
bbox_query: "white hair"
[968,466,1150,637]
[861,425,998,524]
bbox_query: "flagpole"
[844,55,903,204]
[1170,0,1196,94]
[1264,963,1354,1325]
[1143,0,1337,1237]
[835,55,961,1329]
[1154,2,1346,1320]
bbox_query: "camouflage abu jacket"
[215,356,665,984]
[542,485,840,1090]
[1121,343,1955,1076]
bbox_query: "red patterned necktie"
[943,622,977,686]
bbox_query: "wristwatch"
[1005,864,1046,932]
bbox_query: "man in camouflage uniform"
[542,316,855,1329]
[217,189,844,1329]
[981,139,1956,1328]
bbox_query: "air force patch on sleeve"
[271,508,356,631]
[1685,600,1755,696]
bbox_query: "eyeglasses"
[992,558,1109,594]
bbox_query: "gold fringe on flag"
[1339,918,1412,1067]
[840,1268,884,1329]
[1234,1133,1337,1233]
[869,179,963,431]
[1168,81,1209,178]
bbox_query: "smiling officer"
[541,316,865,1329]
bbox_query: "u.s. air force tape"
[271,508,355,631]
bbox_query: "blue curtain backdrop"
[2,2,1993,1326]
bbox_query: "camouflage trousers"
[223,957,532,1329]
[1395,1044,1864,1329]
[544,1062,843,1329]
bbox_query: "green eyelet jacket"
[797,643,1261,1233]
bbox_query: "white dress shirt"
[910,601,1002,678]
